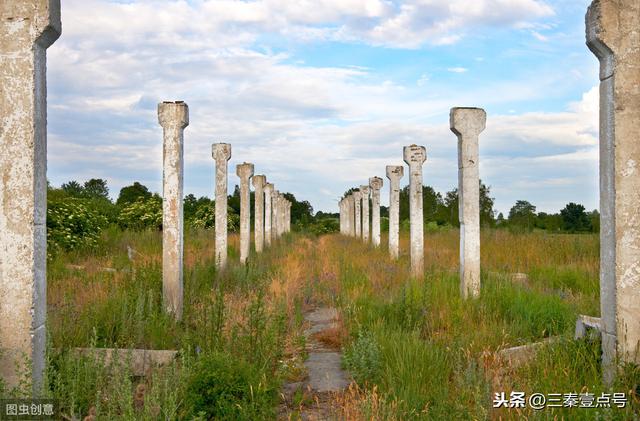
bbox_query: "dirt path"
[281,307,351,420]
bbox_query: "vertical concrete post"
[286,201,292,233]
[0,1,61,394]
[403,145,427,278]
[252,175,266,253]
[353,190,362,238]
[347,194,355,236]
[212,143,231,269]
[369,177,383,247]
[450,107,486,299]
[339,199,344,234]
[272,190,280,240]
[360,186,370,243]
[236,163,254,264]
[264,183,274,247]
[586,0,640,383]
[158,101,188,320]
[386,166,404,259]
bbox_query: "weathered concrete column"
[347,194,355,236]
[353,190,362,238]
[450,107,486,299]
[586,0,640,383]
[386,166,404,259]
[158,101,188,321]
[286,201,292,233]
[360,185,370,243]
[213,143,231,269]
[279,194,286,236]
[252,175,266,253]
[272,190,280,240]
[369,177,383,247]
[264,183,274,247]
[0,1,61,394]
[236,163,254,264]
[339,199,344,234]
[403,145,427,278]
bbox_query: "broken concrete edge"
[58,348,179,377]
[496,336,561,370]
[575,315,602,340]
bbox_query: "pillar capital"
[386,165,404,181]
[360,185,370,196]
[403,145,427,166]
[449,107,486,138]
[2,1,62,48]
[236,162,254,179]
[252,174,266,189]
[264,182,274,194]
[369,176,383,191]
[158,101,189,129]
[212,143,231,162]
[353,190,362,200]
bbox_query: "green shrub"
[117,196,162,231]
[344,330,382,384]
[47,198,108,255]
[189,203,240,232]
[185,351,275,420]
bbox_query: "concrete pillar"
[339,199,344,234]
[158,101,188,320]
[236,163,254,264]
[272,190,280,240]
[450,107,486,299]
[286,201,292,233]
[347,194,355,236]
[264,183,274,247]
[353,190,362,238]
[252,175,266,253]
[386,166,404,259]
[369,177,383,247]
[279,194,286,236]
[586,0,640,383]
[212,143,231,269]
[0,1,61,394]
[360,186,370,243]
[403,145,427,278]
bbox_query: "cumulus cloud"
[46,0,597,213]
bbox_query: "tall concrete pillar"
[450,107,486,299]
[403,145,427,278]
[252,175,266,253]
[264,183,274,247]
[272,190,280,240]
[586,0,640,383]
[213,143,231,269]
[369,177,383,247]
[279,194,286,236]
[236,163,254,264]
[386,166,404,259]
[158,101,188,320]
[339,199,344,234]
[360,185,370,243]
[286,201,292,233]
[353,190,362,238]
[347,194,355,236]
[0,1,61,394]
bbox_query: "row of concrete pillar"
[1,0,637,396]
[339,107,486,295]
[161,108,292,320]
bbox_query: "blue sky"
[47,0,599,214]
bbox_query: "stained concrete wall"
[586,0,640,383]
[0,0,61,394]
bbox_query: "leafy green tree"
[116,182,152,207]
[83,178,109,200]
[61,180,84,197]
[560,202,592,233]
[589,209,600,233]
[441,181,495,227]
[117,195,162,230]
[508,200,536,231]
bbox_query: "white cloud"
[447,67,468,73]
